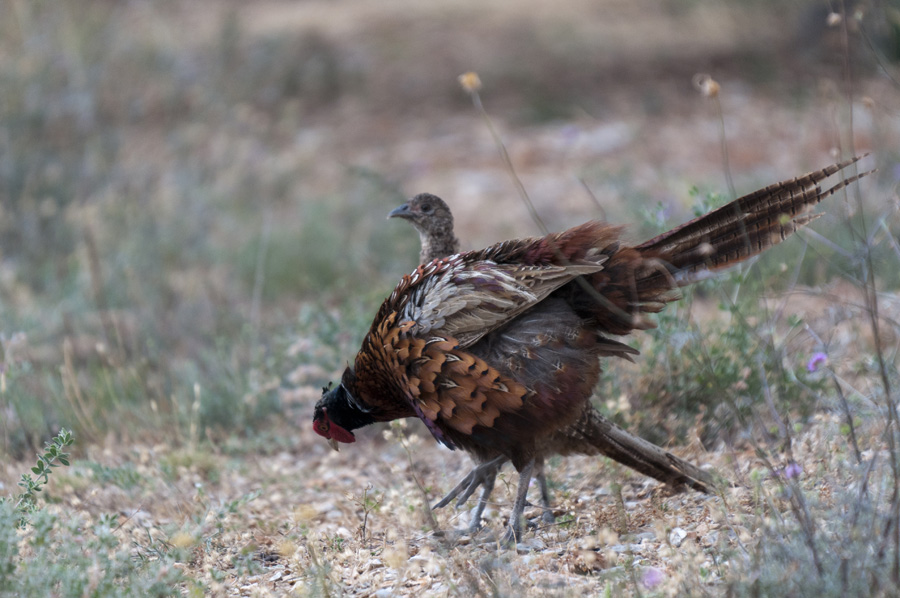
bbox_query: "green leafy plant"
[1,428,73,527]
[351,484,383,543]
[636,283,826,445]
[0,429,191,596]
[0,500,185,597]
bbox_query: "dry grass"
[1,0,900,595]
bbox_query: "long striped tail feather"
[637,155,874,284]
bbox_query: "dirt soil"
[3,0,899,595]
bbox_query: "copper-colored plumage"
[314,157,872,544]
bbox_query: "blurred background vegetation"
[0,0,897,459]
[3,2,900,595]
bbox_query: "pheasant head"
[312,382,371,451]
[388,193,460,263]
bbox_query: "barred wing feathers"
[352,222,618,447]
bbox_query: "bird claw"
[452,470,485,508]
[432,456,505,510]
[500,525,521,547]
[431,477,468,510]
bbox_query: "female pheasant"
[315,157,869,544]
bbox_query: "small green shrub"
[636,280,826,445]
[0,428,73,528]
[722,457,900,598]
[0,503,184,598]
[0,430,188,597]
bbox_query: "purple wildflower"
[807,352,827,373]
[642,567,665,589]
[783,462,803,480]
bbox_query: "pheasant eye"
[422,204,432,213]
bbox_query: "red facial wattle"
[312,410,356,444]
[328,422,356,443]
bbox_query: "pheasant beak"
[327,437,340,452]
[388,203,413,220]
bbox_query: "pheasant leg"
[535,459,556,525]
[501,459,535,546]
[465,465,497,533]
